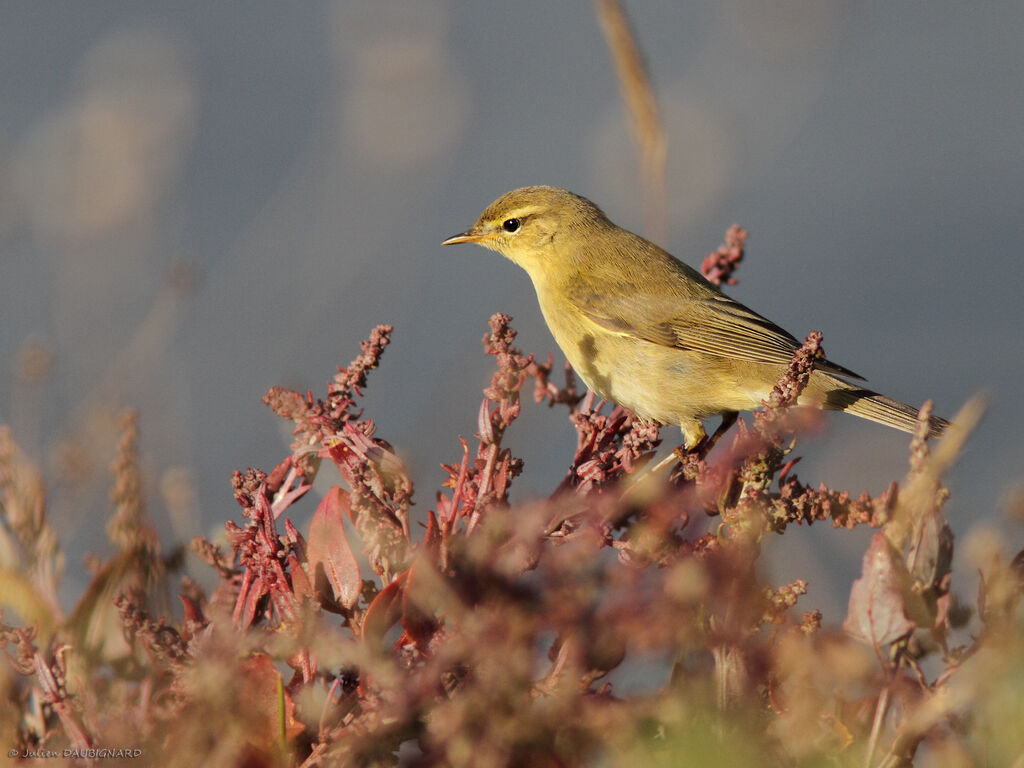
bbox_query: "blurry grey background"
[2,1,1022,617]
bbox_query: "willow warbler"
[443,186,948,447]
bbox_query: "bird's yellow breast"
[534,283,770,425]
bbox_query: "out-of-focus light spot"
[12,25,197,244]
[332,0,468,171]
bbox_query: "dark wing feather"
[567,277,865,381]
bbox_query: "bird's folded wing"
[569,287,865,381]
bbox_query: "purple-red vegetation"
[0,227,1018,767]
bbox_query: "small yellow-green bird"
[443,186,948,448]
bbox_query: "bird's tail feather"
[823,385,948,438]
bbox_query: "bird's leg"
[645,452,679,475]
[679,419,707,452]
[644,411,739,476]
[706,411,738,452]
[645,421,705,475]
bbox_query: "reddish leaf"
[178,594,206,626]
[363,570,408,645]
[264,456,294,494]
[844,533,915,646]
[240,653,304,747]
[240,575,264,630]
[286,552,314,602]
[284,517,304,546]
[402,556,441,652]
[423,510,441,560]
[306,486,362,610]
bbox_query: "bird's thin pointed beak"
[442,229,493,246]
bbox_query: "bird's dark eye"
[502,218,521,233]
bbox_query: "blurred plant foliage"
[1,284,1021,767]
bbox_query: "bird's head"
[442,186,610,274]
